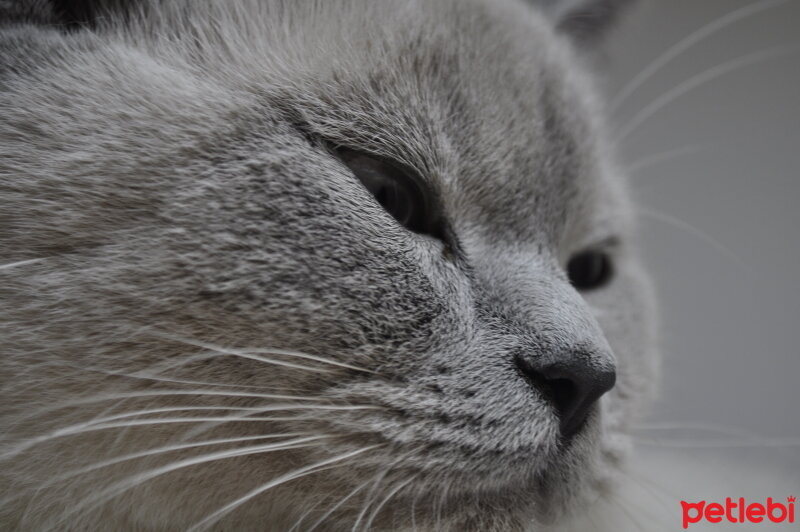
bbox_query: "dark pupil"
[566,251,613,291]
[339,150,430,234]
[374,180,413,227]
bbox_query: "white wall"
[605,0,800,473]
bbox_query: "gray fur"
[0,0,656,530]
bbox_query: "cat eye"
[566,250,613,291]
[338,150,440,238]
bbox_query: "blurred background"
[604,0,800,477]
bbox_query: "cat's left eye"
[566,250,614,291]
[337,149,440,238]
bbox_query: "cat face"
[0,0,656,530]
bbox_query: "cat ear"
[527,0,637,44]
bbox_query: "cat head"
[0,0,656,529]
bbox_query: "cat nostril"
[514,353,616,439]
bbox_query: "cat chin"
[267,421,620,530]
[398,420,624,528]
[525,432,627,524]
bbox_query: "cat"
[0,0,659,530]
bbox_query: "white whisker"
[0,258,46,271]
[352,468,391,532]
[350,447,416,531]
[286,500,324,532]
[5,388,327,438]
[51,436,332,528]
[165,338,332,374]
[66,405,277,425]
[635,436,800,449]
[363,475,417,532]
[632,422,800,453]
[63,433,314,479]
[29,388,323,410]
[1,432,315,507]
[304,477,374,532]
[611,0,790,112]
[58,361,279,391]
[84,403,378,430]
[635,206,747,269]
[150,330,381,375]
[616,45,800,142]
[434,471,451,531]
[3,406,363,460]
[409,476,423,531]
[248,347,381,375]
[634,421,763,437]
[626,144,711,177]
[187,444,383,531]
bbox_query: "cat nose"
[514,351,616,439]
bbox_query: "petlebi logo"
[681,496,796,529]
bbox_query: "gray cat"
[0,0,658,530]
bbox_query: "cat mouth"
[313,371,618,520]
[302,422,611,529]
[321,398,606,485]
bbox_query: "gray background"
[604,0,800,473]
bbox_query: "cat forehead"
[261,0,612,243]
[5,0,621,245]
